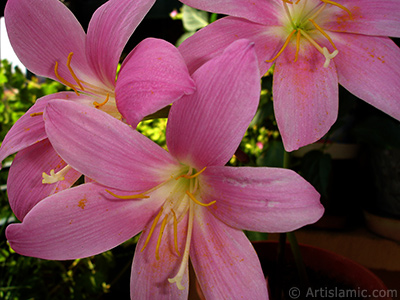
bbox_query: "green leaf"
[182,5,209,31]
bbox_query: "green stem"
[287,231,309,288]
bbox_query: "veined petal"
[199,166,323,232]
[273,43,339,152]
[6,183,162,260]
[333,33,400,121]
[4,0,95,84]
[44,100,180,191]
[179,0,282,25]
[86,0,156,88]
[167,39,260,169]
[322,0,400,37]
[7,139,81,221]
[190,206,268,300]
[116,38,195,128]
[179,16,282,75]
[130,214,189,299]
[0,92,83,166]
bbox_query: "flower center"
[106,166,214,290]
[267,0,352,67]
[54,52,118,113]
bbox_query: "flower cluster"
[1,0,399,299]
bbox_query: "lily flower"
[0,0,195,220]
[178,0,400,151]
[6,40,323,299]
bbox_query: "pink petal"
[44,100,180,191]
[116,38,195,128]
[179,0,281,25]
[199,166,323,232]
[4,0,95,84]
[130,213,189,299]
[6,182,162,260]
[7,139,81,221]
[167,39,260,169]
[322,0,400,37]
[179,16,281,75]
[190,206,268,300]
[333,33,400,121]
[0,92,83,166]
[273,43,339,152]
[86,0,156,88]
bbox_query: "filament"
[105,190,149,199]
[155,214,169,260]
[54,61,79,96]
[141,208,164,252]
[308,18,337,50]
[266,29,297,63]
[93,94,110,108]
[321,0,352,17]
[66,52,84,90]
[186,191,216,207]
[171,209,181,256]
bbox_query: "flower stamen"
[42,164,72,184]
[105,190,149,199]
[66,52,84,91]
[171,209,181,257]
[308,18,337,50]
[54,61,80,96]
[294,30,301,62]
[141,207,164,253]
[155,214,169,260]
[30,112,44,117]
[186,190,216,207]
[266,29,297,63]
[93,94,110,108]
[321,0,352,17]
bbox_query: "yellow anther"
[30,112,44,117]
[171,209,181,257]
[321,0,352,17]
[66,52,84,91]
[266,29,297,63]
[308,18,337,50]
[185,191,216,207]
[155,214,169,260]
[54,61,80,96]
[141,207,164,253]
[105,189,149,199]
[282,0,293,3]
[294,30,301,62]
[93,94,110,108]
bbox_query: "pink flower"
[0,0,195,220]
[178,0,400,151]
[6,40,323,299]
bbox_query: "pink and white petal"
[131,213,189,299]
[116,38,195,128]
[179,16,282,75]
[6,182,162,260]
[273,43,339,152]
[179,0,282,25]
[167,39,260,169]
[4,0,95,84]
[7,139,81,221]
[190,206,268,300]
[0,92,83,166]
[199,166,323,232]
[322,0,400,37]
[44,100,180,191]
[333,33,400,121]
[86,0,156,88]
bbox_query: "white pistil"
[42,164,72,184]
[322,47,338,68]
[168,195,195,290]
